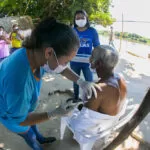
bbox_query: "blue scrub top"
[71,27,100,66]
[0,48,44,133]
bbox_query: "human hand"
[47,105,73,120]
[0,35,6,41]
[16,31,24,40]
[77,78,102,99]
[16,30,21,34]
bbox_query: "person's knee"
[19,128,36,141]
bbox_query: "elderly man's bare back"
[84,74,127,116]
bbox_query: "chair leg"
[79,141,95,150]
[60,117,67,140]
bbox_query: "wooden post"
[104,88,150,150]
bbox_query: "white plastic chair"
[60,101,139,150]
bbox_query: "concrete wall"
[0,16,33,32]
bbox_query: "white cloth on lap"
[68,107,120,134]
[66,105,126,143]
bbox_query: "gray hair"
[93,45,119,70]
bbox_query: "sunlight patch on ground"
[131,60,150,76]
[115,136,140,150]
[128,98,134,103]
[121,52,150,77]
[63,76,67,79]
[123,68,142,79]
[42,74,55,82]
[0,143,4,148]
[134,126,143,139]
[41,103,47,110]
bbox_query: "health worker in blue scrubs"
[69,10,101,103]
[0,17,100,150]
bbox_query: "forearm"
[5,38,11,44]
[20,112,49,126]
[17,33,24,40]
[61,67,79,83]
[19,34,24,40]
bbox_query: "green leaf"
[0,0,114,26]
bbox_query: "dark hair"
[73,10,90,28]
[24,17,79,57]
[0,26,4,30]
[12,24,18,28]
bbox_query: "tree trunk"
[104,88,150,150]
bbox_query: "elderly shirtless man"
[84,45,127,115]
[67,45,127,136]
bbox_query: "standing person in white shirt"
[109,26,115,48]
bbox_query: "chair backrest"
[60,100,139,150]
[82,100,128,137]
[91,103,139,140]
[66,100,129,140]
[113,104,139,131]
[75,101,139,140]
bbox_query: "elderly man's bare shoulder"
[97,82,123,116]
[85,83,119,112]
[101,83,119,98]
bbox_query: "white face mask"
[0,31,3,36]
[75,19,87,27]
[43,50,67,74]
[14,26,19,30]
[89,63,96,73]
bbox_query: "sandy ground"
[0,51,150,150]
